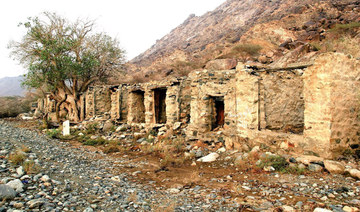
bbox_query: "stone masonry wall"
[187,69,237,140]
[260,70,304,133]
[304,53,360,158]
[143,78,185,127]
[127,86,146,124]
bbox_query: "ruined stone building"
[35,53,360,159]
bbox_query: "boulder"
[0,184,16,200]
[205,59,237,70]
[6,179,24,192]
[197,153,220,162]
[308,164,323,172]
[102,120,114,132]
[296,155,323,165]
[324,160,345,174]
[349,169,360,179]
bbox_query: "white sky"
[0,0,225,79]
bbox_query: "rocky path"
[2,121,360,212]
[0,121,240,211]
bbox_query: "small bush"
[329,22,360,33]
[231,43,262,56]
[83,137,106,146]
[258,155,289,171]
[46,129,61,139]
[280,165,306,175]
[85,123,99,134]
[8,151,26,165]
[23,160,40,174]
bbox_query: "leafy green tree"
[9,12,125,122]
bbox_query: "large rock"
[324,160,345,174]
[205,59,237,70]
[197,153,219,162]
[102,120,114,132]
[308,164,323,172]
[296,155,323,165]
[0,184,16,200]
[6,179,24,192]
[349,169,360,179]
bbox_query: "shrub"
[8,151,26,165]
[46,129,61,139]
[85,123,99,134]
[0,95,36,118]
[329,22,360,33]
[231,43,262,56]
[257,155,289,171]
[23,160,40,174]
[83,137,106,146]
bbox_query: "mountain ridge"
[0,75,26,97]
[126,0,360,82]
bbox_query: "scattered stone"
[40,175,50,182]
[264,166,275,172]
[168,188,180,194]
[27,199,45,209]
[324,160,345,174]
[349,169,360,179]
[16,166,25,177]
[216,147,226,153]
[83,207,94,212]
[281,205,295,212]
[308,164,323,172]
[173,122,182,130]
[314,208,333,212]
[296,155,323,165]
[197,153,219,162]
[0,184,16,200]
[6,179,24,192]
[343,206,360,212]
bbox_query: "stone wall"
[127,86,146,124]
[187,69,237,141]
[33,53,360,159]
[304,53,360,158]
[143,78,189,127]
[260,70,304,133]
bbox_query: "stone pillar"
[235,64,260,137]
[304,53,360,158]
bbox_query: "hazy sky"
[0,0,225,79]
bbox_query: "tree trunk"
[55,94,67,122]
[70,93,81,123]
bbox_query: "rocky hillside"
[0,76,25,97]
[126,0,360,82]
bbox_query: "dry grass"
[20,145,31,153]
[141,136,189,167]
[23,160,40,174]
[8,151,26,165]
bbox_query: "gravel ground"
[0,121,242,211]
[1,120,360,212]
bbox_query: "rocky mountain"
[126,0,360,82]
[0,76,25,97]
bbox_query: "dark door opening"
[154,88,167,124]
[210,96,225,130]
[132,90,145,123]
